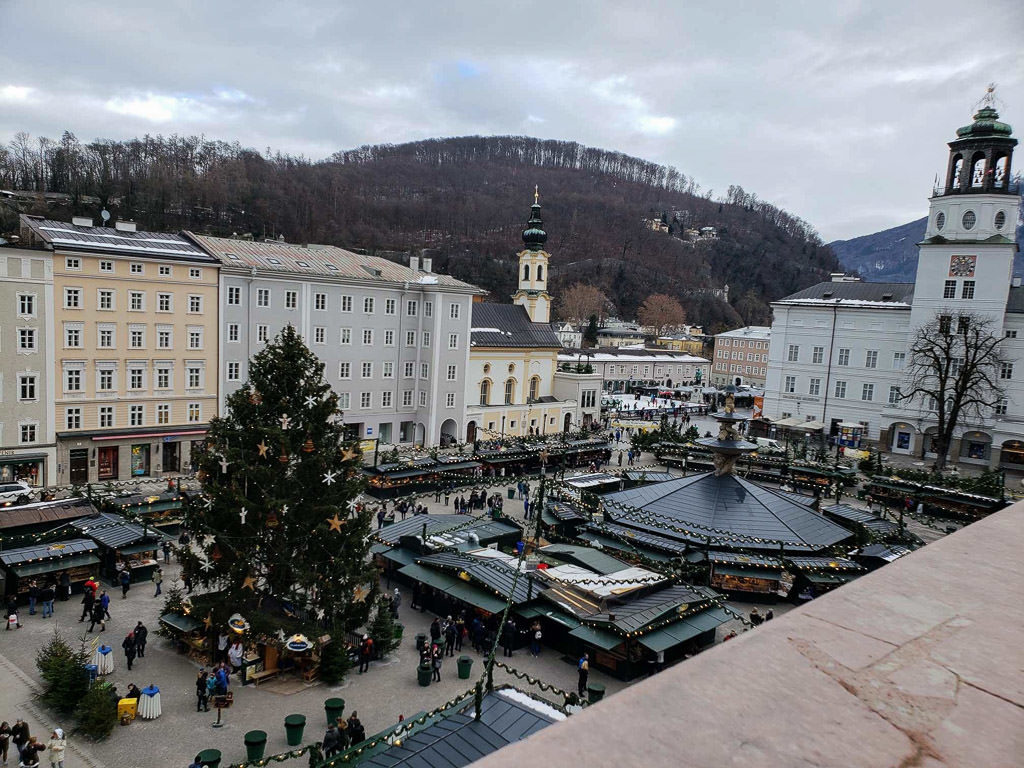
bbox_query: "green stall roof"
[569,624,622,651]
[444,580,508,614]
[712,565,782,579]
[12,553,100,578]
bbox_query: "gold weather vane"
[534,185,539,205]
[976,83,1002,110]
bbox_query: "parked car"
[755,437,786,455]
[0,480,35,507]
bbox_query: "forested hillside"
[0,132,839,329]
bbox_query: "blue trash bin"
[84,664,98,683]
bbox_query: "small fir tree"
[319,638,353,686]
[186,325,377,648]
[36,631,89,715]
[368,598,399,658]
[583,315,599,347]
[157,579,188,639]
[76,681,117,740]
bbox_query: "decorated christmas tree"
[185,325,377,641]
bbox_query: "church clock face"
[949,254,977,277]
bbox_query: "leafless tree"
[637,293,687,337]
[558,282,609,324]
[902,312,1008,470]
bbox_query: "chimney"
[409,254,420,272]
[71,216,93,228]
[115,221,137,232]
[422,256,432,273]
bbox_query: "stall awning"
[713,565,782,579]
[516,605,581,630]
[115,541,161,556]
[398,563,460,592]
[638,607,733,652]
[569,624,622,650]
[160,612,201,633]
[444,580,507,614]
[380,548,416,567]
[12,553,99,578]
[805,573,858,585]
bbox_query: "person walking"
[444,619,456,657]
[119,568,131,599]
[18,736,44,767]
[0,720,11,765]
[358,634,373,674]
[429,617,441,646]
[501,618,516,657]
[228,640,244,672]
[11,719,29,763]
[430,645,442,682]
[523,496,531,521]
[322,724,341,759]
[196,669,210,712]
[40,583,55,619]
[162,540,172,564]
[122,631,137,670]
[86,599,105,632]
[577,653,590,698]
[78,588,94,622]
[346,712,365,745]
[455,615,465,652]
[4,596,20,631]
[152,567,163,597]
[99,590,111,621]
[134,621,148,658]
[46,728,65,768]
[530,621,542,657]
[376,507,385,530]
[27,581,39,616]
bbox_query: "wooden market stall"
[105,489,187,533]
[0,538,100,599]
[363,457,482,498]
[707,550,784,598]
[69,511,165,585]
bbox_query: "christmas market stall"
[863,476,1009,521]
[363,456,482,498]
[0,538,100,599]
[538,499,589,537]
[621,470,677,488]
[853,543,915,571]
[69,511,165,585]
[785,556,866,601]
[577,521,694,564]
[560,472,624,495]
[707,550,784,598]
[158,612,205,660]
[0,497,97,540]
[820,503,904,545]
[104,489,188,533]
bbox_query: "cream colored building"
[465,196,594,441]
[20,216,219,484]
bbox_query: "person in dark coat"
[40,583,55,619]
[119,568,131,598]
[79,589,95,622]
[18,736,44,767]
[122,631,137,669]
[444,619,457,657]
[429,617,441,645]
[347,712,365,745]
[322,725,341,758]
[11,718,29,761]
[196,669,210,712]
[577,653,590,698]
[5,596,21,630]
[27,580,39,615]
[99,590,111,620]
[501,618,517,657]
[134,621,149,657]
[58,570,71,601]
[87,601,106,633]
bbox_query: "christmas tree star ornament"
[203,497,213,509]
[239,507,248,525]
[242,575,256,591]
[257,440,269,458]
[322,470,338,485]
[346,498,358,512]
[199,558,215,573]
[316,608,326,620]
[341,446,358,462]
[326,513,344,532]
[219,458,230,473]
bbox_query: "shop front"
[59,427,206,484]
[999,440,1024,470]
[69,512,163,585]
[0,450,51,487]
[708,551,783,598]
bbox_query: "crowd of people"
[0,720,66,768]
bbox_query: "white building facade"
[763,104,1022,471]
[711,326,771,387]
[559,348,710,393]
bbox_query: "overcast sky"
[2,0,1021,241]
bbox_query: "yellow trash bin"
[118,698,138,722]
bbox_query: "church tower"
[911,92,1019,329]
[513,187,552,324]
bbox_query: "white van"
[755,437,785,455]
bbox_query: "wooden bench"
[249,668,280,686]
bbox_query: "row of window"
[226,322,460,350]
[64,403,203,430]
[331,391,456,410]
[59,324,204,351]
[942,279,976,300]
[718,350,768,362]
[716,338,768,350]
[601,364,700,376]
[722,364,767,376]
[62,287,206,313]
[229,288,462,320]
[56,364,206,395]
[784,345,906,369]
[478,377,541,406]
[63,256,205,280]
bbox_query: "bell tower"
[912,90,1019,329]
[513,187,552,323]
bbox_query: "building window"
[406,331,416,346]
[129,405,144,426]
[18,374,37,401]
[479,380,490,405]
[382,391,392,408]
[862,383,874,401]
[361,362,373,378]
[450,303,460,320]
[402,390,413,408]
[528,376,540,401]
[424,302,432,318]
[888,386,901,404]
[447,365,457,381]
[504,378,515,405]
[419,391,427,406]
[228,323,239,342]
[382,362,394,379]
[18,293,36,316]
[98,289,114,310]
[893,352,906,370]
[64,288,81,308]
[403,362,414,378]
[18,328,36,351]
[808,378,821,396]
[582,390,597,408]
[187,367,201,389]
[65,257,81,270]
[155,368,170,389]
[130,291,144,311]
[1000,362,1014,380]
[363,297,374,314]
[406,300,417,316]
[314,327,325,344]
[189,267,202,279]
[185,295,201,313]
[422,332,430,347]
[995,398,1008,416]
[20,423,37,444]
[939,315,952,334]
[385,298,396,315]
[787,345,799,363]
[384,330,395,346]
[65,327,81,348]
[338,393,351,410]
[129,369,145,390]
[285,290,297,309]
[784,375,796,393]
[837,348,850,366]
[99,369,114,391]
[1006,330,1018,339]
[257,325,268,343]
[227,362,240,381]
[129,262,143,274]
[360,392,372,409]
[153,293,170,312]
[188,330,202,349]
[420,363,429,380]
[66,407,82,430]
[153,404,168,424]
[158,265,171,276]
[340,328,352,345]
[339,362,351,379]
[314,292,326,310]
[188,403,201,423]
[99,260,113,273]
[446,392,456,408]
[130,329,144,348]
[362,329,373,345]
[943,280,956,299]
[865,350,878,368]
[834,380,847,398]
[962,281,975,300]
[257,288,271,307]
[156,329,171,348]
[958,316,970,334]
[341,296,353,312]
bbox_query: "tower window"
[479,380,490,406]
[523,264,530,281]
[962,281,975,300]
[504,378,515,405]
[962,210,976,230]
[995,210,1007,230]
[943,280,956,299]
[536,265,543,281]
[935,212,945,231]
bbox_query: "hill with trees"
[0,132,839,330]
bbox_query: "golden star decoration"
[257,440,269,458]
[326,514,345,533]
[242,575,256,591]
[340,446,359,462]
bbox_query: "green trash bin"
[393,623,404,640]
[507,488,515,499]
[457,655,473,679]
[197,749,222,768]
[284,714,306,746]
[587,682,606,703]
[324,698,345,726]
[243,731,267,762]
[415,632,427,652]
[417,662,432,687]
